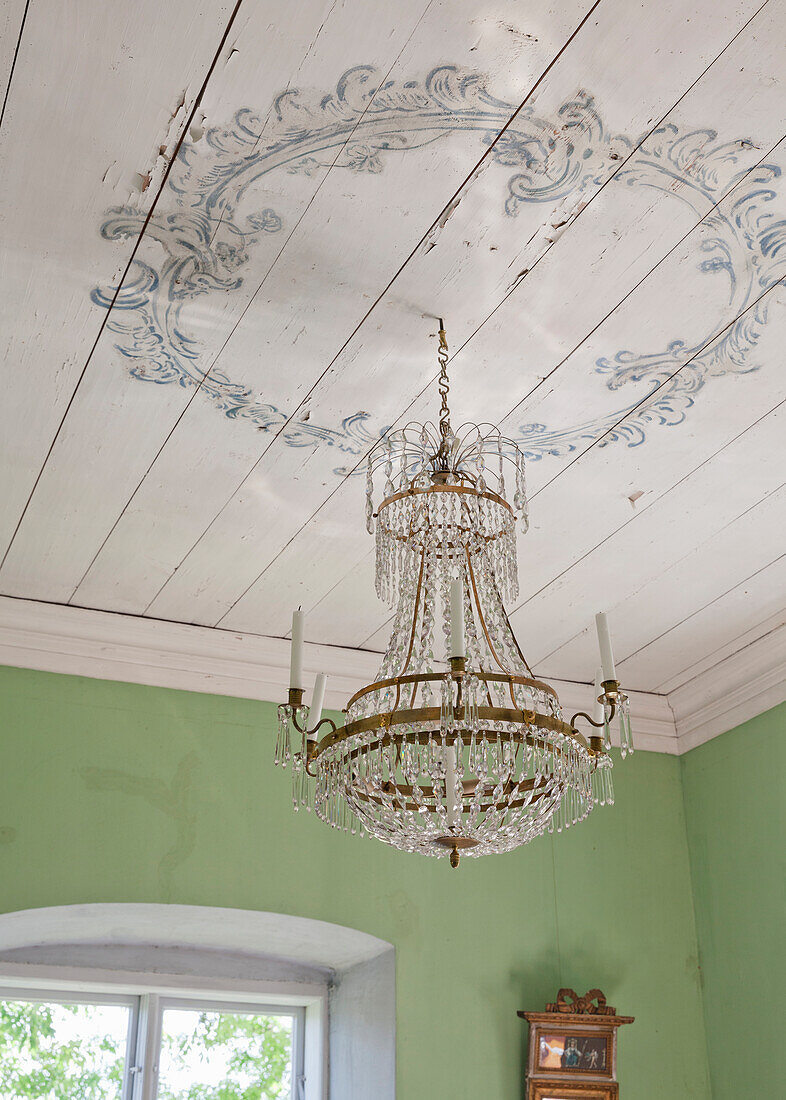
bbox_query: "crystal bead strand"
[419,552,436,671]
[365,457,375,535]
[397,444,408,489]
[384,436,394,497]
[514,451,529,533]
[476,452,486,492]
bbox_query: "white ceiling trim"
[7,594,782,756]
[8,598,786,753]
[0,595,672,753]
[0,595,380,717]
[669,619,786,753]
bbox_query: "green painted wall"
[0,665,710,1098]
[681,702,786,1099]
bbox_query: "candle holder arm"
[570,679,625,735]
[570,706,616,732]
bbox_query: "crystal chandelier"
[276,323,633,866]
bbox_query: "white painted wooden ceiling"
[1,0,785,695]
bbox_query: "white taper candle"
[449,578,466,659]
[309,673,327,737]
[595,612,616,681]
[592,667,604,725]
[290,609,305,690]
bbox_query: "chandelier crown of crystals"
[276,322,632,867]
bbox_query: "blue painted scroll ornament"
[92,65,784,467]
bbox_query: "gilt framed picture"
[519,989,633,1100]
[537,1030,612,1075]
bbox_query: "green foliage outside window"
[0,1000,293,1100]
[158,1008,293,1100]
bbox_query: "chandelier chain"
[437,319,451,445]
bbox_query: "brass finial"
[449,844,460,869]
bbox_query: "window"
[0,986,307,1100]
[155,1000,303,1099]
[0,993,136,1097]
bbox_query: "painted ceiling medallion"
[91,65,784,468]
[275,325,632,866]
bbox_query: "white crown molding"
[0,595,380,712]
[669,619,786,753]
[0,596,679,752]
[555,678,677,754]
[2,595,782,753]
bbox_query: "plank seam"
[0,0,31,132]
[354,133,786,647]
[0,0,249,569]
[612,547,786,673]
[534,485,786,674]
[655,610,786,694]
[130,0,609,618]
[208,0,776,626]
[67,0,441,603]
[669,617,786,698]
[512,393,786,615]
[219,184,786,629]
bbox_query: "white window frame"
[0,965,326,1100]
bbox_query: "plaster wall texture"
[0,665,711,1098]
[681,702,786,1100]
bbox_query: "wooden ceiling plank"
[619,550,786,687]
[321,126,786,650]
[61,0,618,614]
[215,54,786,640]
[359,0,786,445]
[219,282,785,648]
[0,0,242,554]
[655,608,786,695]
[296,392,786,652]
[127,0,770,629]
[383,10,786,479]
[1,0,591,606]
[505,391,786,621]
[221,276,786,647]
[226,268,786,649]
[1,0,475,600]
[536,485,786,687]
[0,0,30,127]
[221,360,786,649]
[505,407,786,667]
[594,552,786,692]
[308,550,382,647]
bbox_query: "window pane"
[0,999,130,1099]
[157,1007,294,1100]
